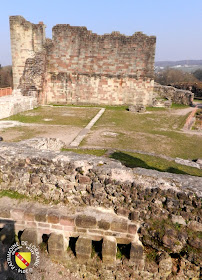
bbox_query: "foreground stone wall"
[9,16,156,106]
[154,83,194,105]
[0,142,201,279]
[0,200,142,267]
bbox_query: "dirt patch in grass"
[0,106,100,144]
[0,125,82,145]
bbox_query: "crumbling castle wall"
[9,16,156,106]
[10,16,45,91]
[154,83,194,105]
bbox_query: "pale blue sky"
[1,0,202,65]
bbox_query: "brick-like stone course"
[10,16,156,106]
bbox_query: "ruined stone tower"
[10,16,156,106]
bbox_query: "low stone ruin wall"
[0,200,142,267]
[0,93,37,119]
[0,142,201,279]
[154,83,194,105]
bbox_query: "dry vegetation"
[0,65,13,88]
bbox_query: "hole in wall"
[18,230,24,244]
[92,239,103,260]
[117,243,131,260]
[41,233,50,252]
[68,237,78,257]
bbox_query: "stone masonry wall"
[0,142,201,279]
[154,83,194,105]
[9,16,45,90]
[9,16,156,106]
[0,94,37,119]
[0,200,141,266]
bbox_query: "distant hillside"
[0,65,13,88]
[155,60,202,73]
[155,60,202,67]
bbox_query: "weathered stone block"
[75,215,96,228]
[0,207,11,218]
[128,223,137,235]
[98,219,110,230]
[75,237,92,262]
[78,175,91,184]
[111,219,128,232]
[188,221,202,232]
[21,228,38,246]
[130,242,144,269]
[102,236,117,265]
[10,209,24,220]
[60,216,75,226]
[130,211,139,221]
[158,252,172,277]
[48,233,65,258]
[47,213,59,224]
[116,207,130,217]
[35,210,47,222]
[116,237,131,244]
[24,211,35,221]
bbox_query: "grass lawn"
[61,148,202,177]
[110,151,202,177]
[4,106,99,127]
[81,107,202,160]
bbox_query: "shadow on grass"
[110,152,188,175]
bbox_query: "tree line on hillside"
[155,68,202,99]
[155,68,202,85]
[0,64,13,88]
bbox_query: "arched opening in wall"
[92,239,103,260]
[41,233,50,252]
[68,237,78,257]
[117,243,131,260]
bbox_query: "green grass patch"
[0,190,28,200]
[51,103,128,111]
[110,151,202,176]
[61,147,202,177]
[83,108,202,159]
[171,103,190,109]
[116,246,123,259]
[4,106,99,127]
[146,106,167,111]
[194,99,202,104]
[61,148,107,156]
